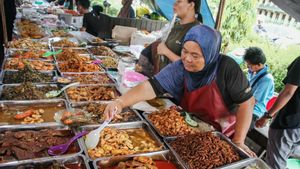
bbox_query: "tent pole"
[215,0,226,30]
[0,0,8,47]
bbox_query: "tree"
[220,0,257,52]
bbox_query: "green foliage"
[90,0,120,16]
[220,0,257,52]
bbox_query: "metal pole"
[0,0,8,47]
[215,0,226,30]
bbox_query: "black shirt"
[83,12,101,37]
[150,55,253,112]
[271,56,300,129]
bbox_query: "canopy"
[271,0,300,22]
[141,0,215,28]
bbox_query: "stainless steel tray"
[93,150,185,169]
[56,61,105,74]
[164,131,250,169]
[64,84,121,104]
[0,70,58,84]
[0,99,69,128]
[0,84,66,101]
[2,58,56,71]
[143,111,214,140]
[49,37,80,48]
[0,154,90,169]
[0,125,82,166]
[6,49,54,61]
[60,72,117,85]
[87,47,118,59]
[92,56,119,70]
[77,122,167,161]
[220,158,270,169]
[70,101,143,124]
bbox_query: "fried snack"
[52,39,78,47]
[62,73,113,84]
[87,128,162,159]
[9,38,47,50]
[4,58,55,71]
[17,109,45,124]
[92,37,104,43]
[55,49,90,62]
[117,156,158,169]
[1,82,63,100]
[148,107,196,136]
[66,86,116,102]
[58,58,102,72]
[101,57,118,69]
[17,20,45,39]
[3,64,53,83]
[170,132,241,169]
[10,50,53,60]
[89,46,117,57]
[51,30,73,37]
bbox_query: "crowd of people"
[0,0,299,169]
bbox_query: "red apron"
[180,80,236,137]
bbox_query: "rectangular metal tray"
[220,158,271,169]
[49,37,80,48]
[143,111,214,140]
[53,47,91,55]
[93,150,186,169]
[0,99,68,128]
[0,154,90,169]
[0,125,83,167]
[2,58,56,71]
[70,101,143,124]
[77,122,167,161]
[0,84,66,101]
[164,131,250,169]
[6,49,55,61]
[60,72,116,85]
[87,47,118,59]
[0,70,58,84]
[64,84,121,104]
[92,56,118,71]
[56,61,105,74]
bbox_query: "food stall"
[0,1,271,169]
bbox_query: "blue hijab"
[183,24,222,91]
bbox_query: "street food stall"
[0,0,273,168]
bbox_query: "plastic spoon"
[43,49,62,58]
[48,130,88,156]
[85,107,118,149]
[184,112,198,127]
[45,82,79,98]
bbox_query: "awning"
[141,0,215,28]
[271,0,300,22]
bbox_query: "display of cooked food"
[101,57,118,69]
[170,132,241,169]
[0,129,79,162]
[0,83,63,100]
[55,49,91,62]
[51,29,73,37]
[4,58,55,71]
[3,65,53,84]
[75,103,139,123]
[59,110,91,125]
[115,156,158,169]
[58,59,102,72]
[52,39,78,47]
[9,38,47,50]
[16,160,87,169]
[71,48,90,54]
[148,107,197,137]
[17,20,45,39]
[92,37,104,43]
[9,50,53,60]
[89,46,117,57]
[60,73,114,85]
[87,128,162,159]
[0,102,66,125]
[66,86,117,102]
[146,98,166,109]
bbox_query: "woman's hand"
[234,142,257,157]
[104,100,123,120]
[157,42,169,56]
[255,117,269,128]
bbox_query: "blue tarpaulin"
[141,0,215,28]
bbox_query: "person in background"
[0,0,16,69]
[81,5,104,36]
[104,25,256,157]
[136,0,202,77]
[243,47,274,129]
[76,0,89,15]
[118,0,135,18]
[256,56,300,169]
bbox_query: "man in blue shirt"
[244,47,274,128]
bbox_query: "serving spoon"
[45,82,79,98]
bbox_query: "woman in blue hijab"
[105,25,256,157]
